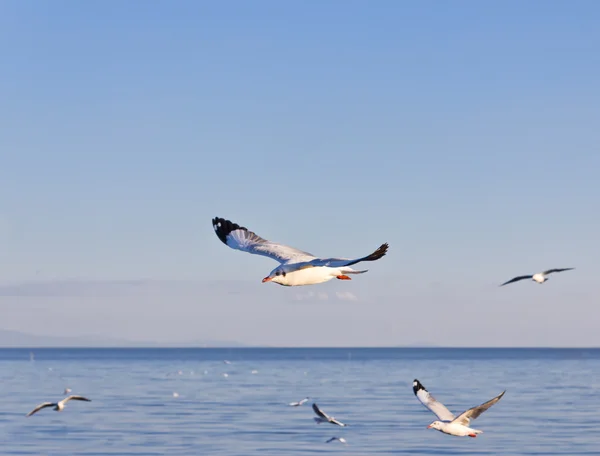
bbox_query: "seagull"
[288,397,310,407]
[63,388,71,395]
[413,379,505,438]
[500,268,574,286]
[326,437,347,444]
[212,217,388,287]
[312,403,347,427]
[26,395,92,417]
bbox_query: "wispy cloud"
[0,279,205,297]
[335,291,358,301]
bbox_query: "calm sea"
[0,347,598,455]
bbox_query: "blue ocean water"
[0,348,599,455]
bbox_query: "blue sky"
[1,1,599,346]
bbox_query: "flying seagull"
[500,268,574,286]
[212,217,388,286]
[326,437,347,444]
[312,403,347,427]
[26,395,92,417]
[413,379,505,438]
[288,397,310,407]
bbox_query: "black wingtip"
[212,217,247,245]
[364,242,389,262]
[412,379,425,395]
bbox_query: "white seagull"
[26,395,92,417]
[326,437,347,444]
[312,403,347,427]
[413,379,505,438]
[212,217,389,287]
[288,397,310,407]
[500,268,574,286]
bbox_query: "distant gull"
[26,395,91,417]
[312,403,347,427]
[212,217,389,286]
[63,388,71,395]
[223,373,229,378]
[223,360,231,364]
[251,370,258,374]
[500,268,574,286]
[326,437,347,444]
[288,397,309,407]
[173,392,179,398]
[413,379,505,437]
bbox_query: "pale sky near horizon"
[1,1,599,346]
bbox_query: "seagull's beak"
[262,277,272,283]
[427,424,432,429]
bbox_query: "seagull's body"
[500,268,574,286]
[413,379,505,438]
[212,217,389,287]
[312,403,347,427]
[288,397,309,407]
[26,395,91,417]
[326,437,347,444]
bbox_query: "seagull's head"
[263,267,288,285]
[427,421,442,430]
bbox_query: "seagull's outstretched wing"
[500,275,533,286]
[301,243,389,269]
[212,217,315,264]
[412,379,455,421]
[62,395,92,404]
[451,390,505,426]
[312,403,330,420]
[289,397,308,406]
[26,402,55,417]
[330,418,347,427]
[542,268,575,275]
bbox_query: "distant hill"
[0,329,248,348]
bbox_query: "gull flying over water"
[500,268,574,286]
[26,395,91,417]
[326,437,347,444]
[212,217,389,286]
[413,379,505,438]
[312,403,347,427]
[288,397,309,407]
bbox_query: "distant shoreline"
[3,346,600,349]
